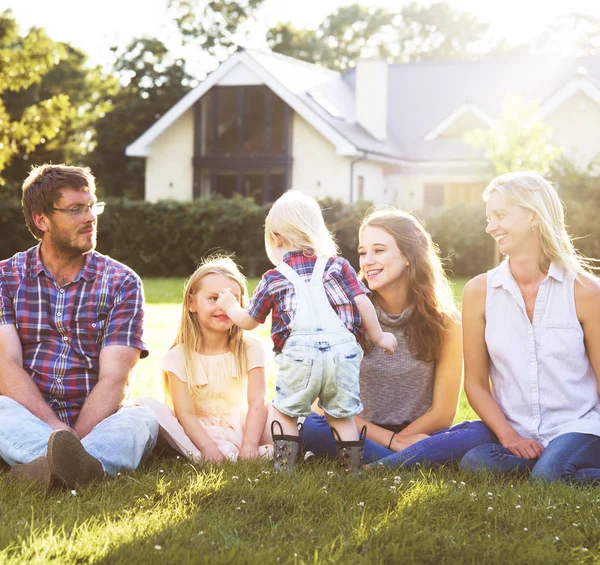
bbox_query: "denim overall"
[272,256,363,419]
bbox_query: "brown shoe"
[9,456,55,490]
[47,430,104,488]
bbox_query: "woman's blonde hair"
[164,256,249,405]
[359,209,455,362]
[483,170,594,275]
[264,189,338,264]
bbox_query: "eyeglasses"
[52,202,106,218]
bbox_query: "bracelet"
[387,432,398,450]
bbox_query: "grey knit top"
[359,301,435,431]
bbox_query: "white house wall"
[396,167,488,212]
[145,108,194,202]
[545,91,600,169]
[290,113,391,205]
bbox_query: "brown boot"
[47,430,104,488]
[9,456,55,490]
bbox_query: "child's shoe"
[331,425,367,475]
[271,420,301,473]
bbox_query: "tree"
[169,0,265,57]
[531,13,600,57]
[86,38,193,199]
[267,2,490,71]
[0,10,71,188]
[268,5,395,71]
[464,96,563,175]
[2,42,117,194]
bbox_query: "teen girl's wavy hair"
[483,170,595,276]
[359,210,455,362]
[264,189,338,264]
[163,256,249,405]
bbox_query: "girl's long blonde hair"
[264,189,338,264]
[483,170,594,275]
[164,256,249,405]
[359,209,455,362]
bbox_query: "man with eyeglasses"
[0,164,158,489]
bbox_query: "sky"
[4,0,600,70]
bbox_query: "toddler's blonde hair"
[264,189,338,264]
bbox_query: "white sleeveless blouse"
[485,260,600,447]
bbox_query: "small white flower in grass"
[576,506,581,509]
[159,469,164,473]
[241,500,246,504]
[523,528,528,532]
[247,478,252,482]
[232,476,239,480]
[117,472,121,476]
[554,537,560,542]
[515,505,521,509]
[70,490,77,496]
[582,548,588,552]
[394,476,402,484]
[198,531,205,535]
[254,478,259,482]
[262,471,271,475]
[154,545,162,551]
[572,523,579,527]
[452,480,457,484]
[390,486,397,491]
[358,502,364,506]
[236,507,241,510]
[327,471,334,476]
[487,492,493,496]
[487,507,493,511]
[460,481,466,485]
[547,516,553,520]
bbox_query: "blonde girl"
[137,257,272,463]
[217,190,397,473]
[460,171,600,484]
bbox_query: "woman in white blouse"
[460,170,600,483]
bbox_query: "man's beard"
[49,225,97,257]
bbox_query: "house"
[126,49,600,212]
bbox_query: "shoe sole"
[47,430,104,488]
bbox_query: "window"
[194,86,292,203]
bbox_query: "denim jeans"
[460,428,600,484]
[0,396,158,476]
[300,413,497,467]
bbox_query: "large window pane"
[215,88,238,153]
[271,95,287,154]
[243,87,266,153]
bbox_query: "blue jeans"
[300,413,497,467]
[0,396,158,476]
[460,428,600,484]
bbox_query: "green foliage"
[424,202,495,278]
[267,1,490,70]
[86,38,193,200]
[170,0,265,55]
[0,197,495,278]
[550,158,600,264]
[0,10,72,180]
[2,42,117,196]
[464,96,563,175]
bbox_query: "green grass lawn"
[1,277,599,564]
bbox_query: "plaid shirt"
[0,245,147,426]
[248,251,368,352]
